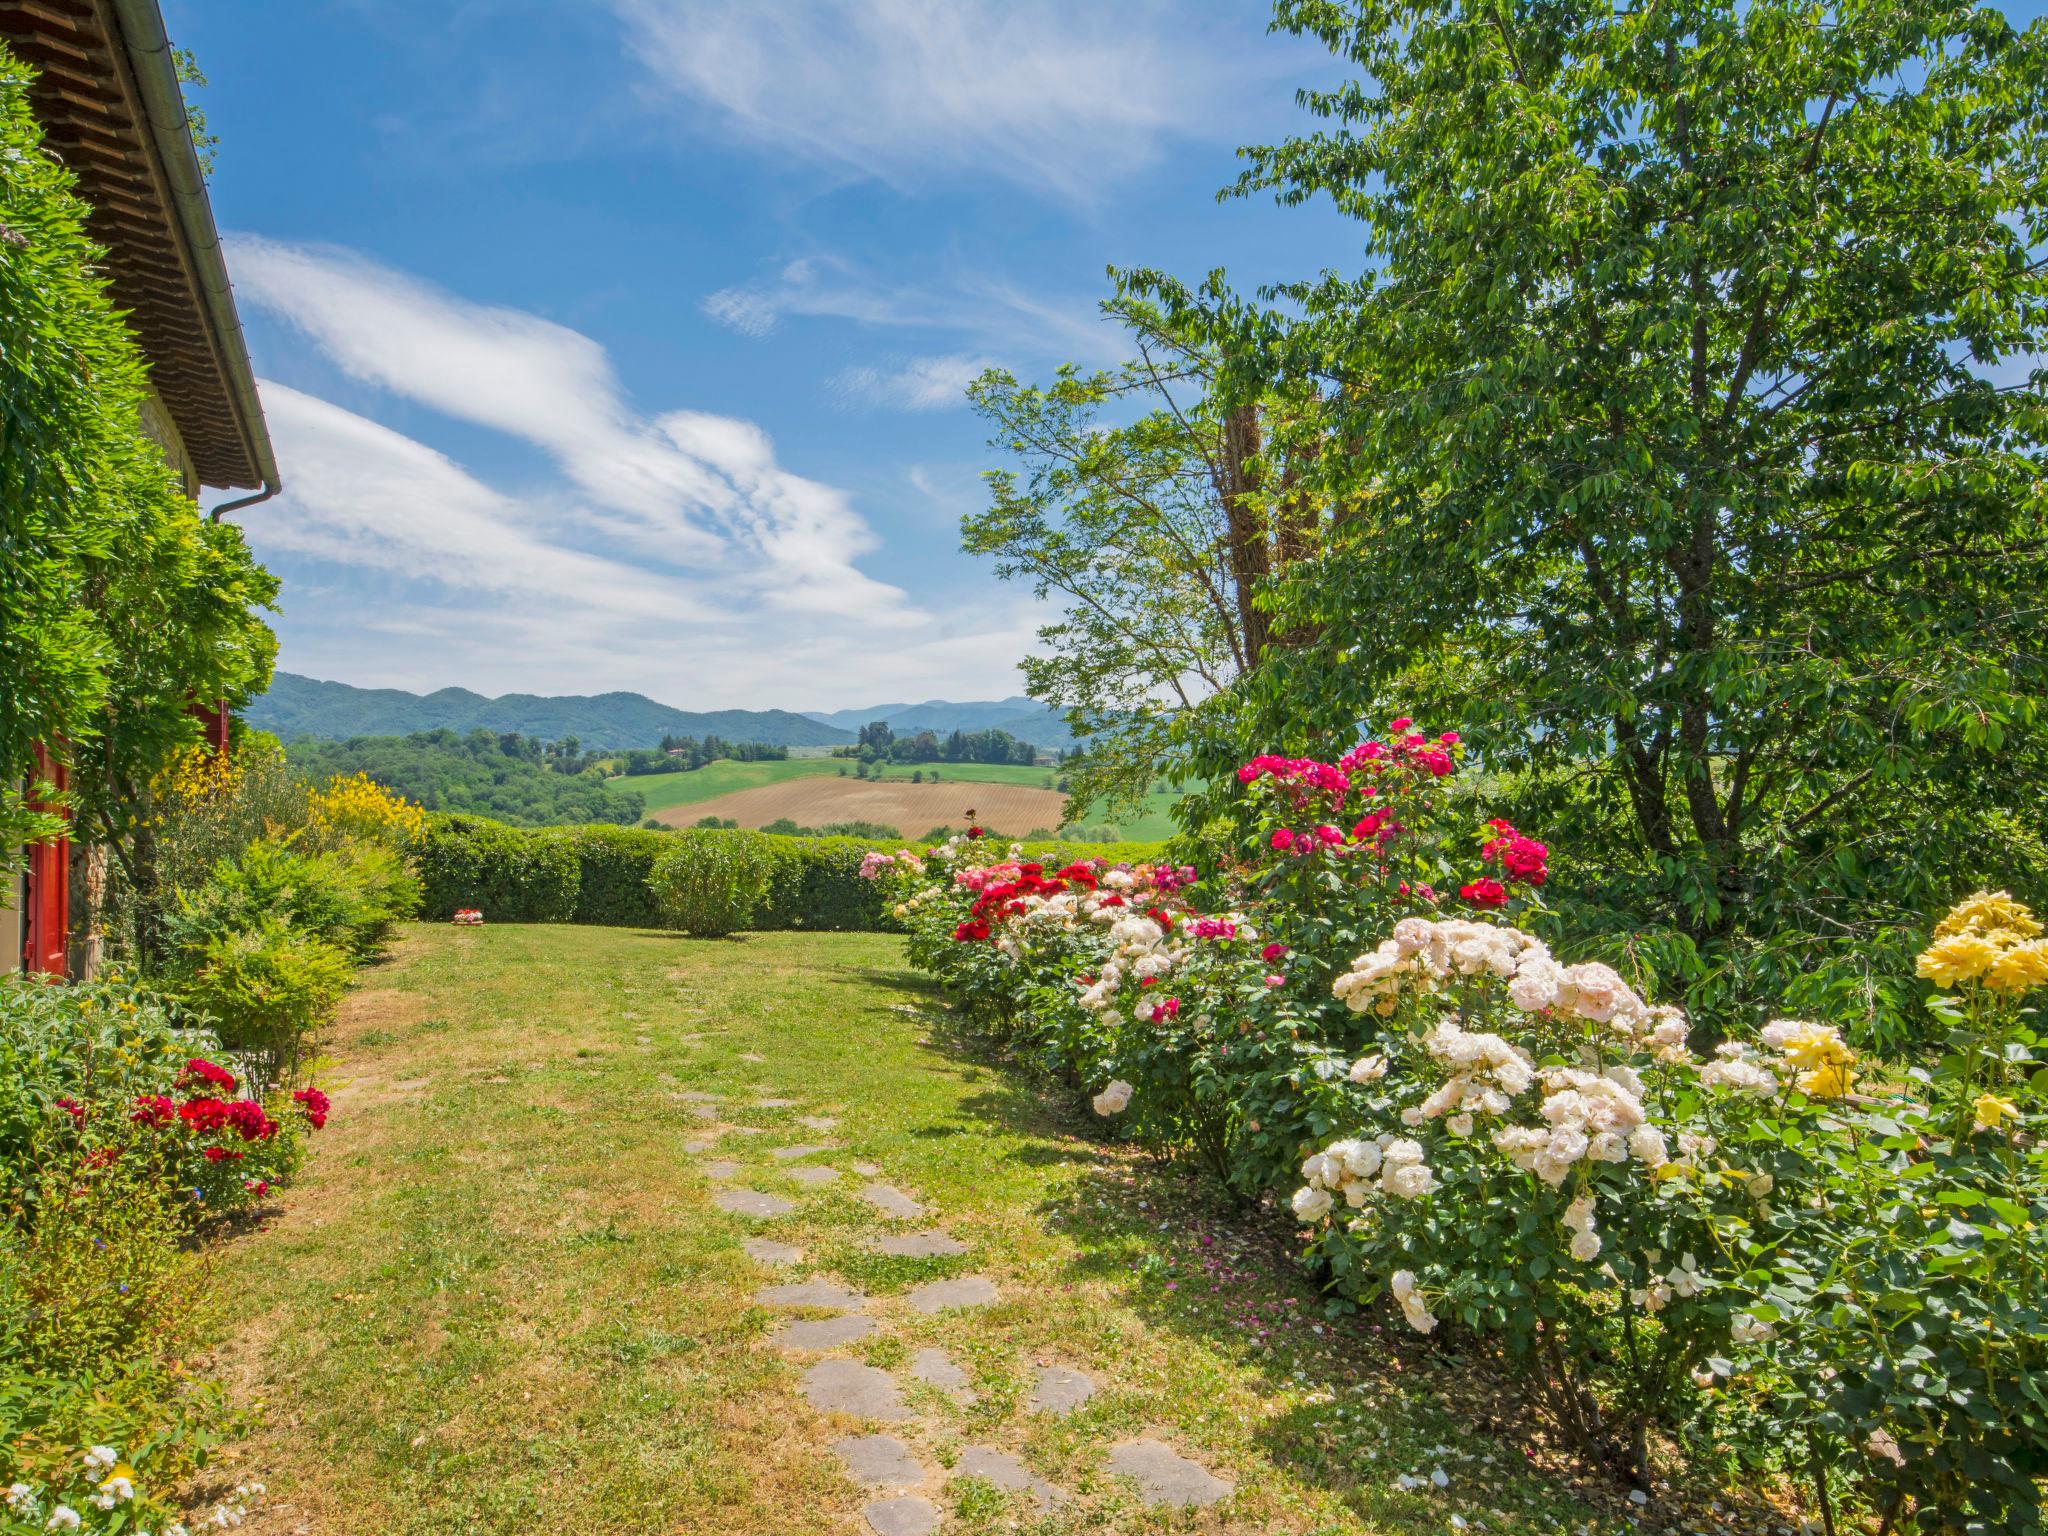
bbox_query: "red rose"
[131,1094,175,1127]
[179,1097,230,1133]
[224,1099,274,1142]
[179,1058,238,1095]
[1459,878,1509,909]
[293,1087,332,1130]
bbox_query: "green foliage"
[414,815,582,923]
[171,45,217,177]
[283,730,646,826]
[0,46,276,868]
[647,830,773,937]
[168,921,351,1087]
[887,747,2048,1533]
[964,360,1247,819]
[761,817,902,840]
[1124,0,2048,1041]
[0,973,205,1203]
[406,814,1165,934]
[162,839,419,965]
[0,973,292,1532]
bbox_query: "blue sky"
[170,0,1362,710]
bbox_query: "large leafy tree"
[1179,0,2048,1032]
[964,311,1329,816]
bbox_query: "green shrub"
[568,825,665,926]
[171,922,352,1087]
[161,837,417,963]
[647,830,773,936]
[414,814,580,921]
[403,812,1165,931]
[0,973,207,1203]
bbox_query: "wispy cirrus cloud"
[831,354,994,412]
[700,252,1118,364]
[607,0,1262,201]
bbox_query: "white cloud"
[229,235,907,620]
[608,0,1252,199]
[700,251,1117,363]
[832,354,993,412]
[247,380,1051,705]
[223,238,1056,703]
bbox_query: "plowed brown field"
[648,777,1069,836]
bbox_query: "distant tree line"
[615,736,789,775]
[282,729,644,826]
[835,722,1038,766]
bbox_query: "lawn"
[209,923,1624,1536]
[621,758,1184,840]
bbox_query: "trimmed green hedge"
[412,815,1167,932]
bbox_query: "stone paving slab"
[798,1115,839,1131]
[773,1315,877,1351]
[860,1184,926,1220]
[831,1434,924,1489]
[871,1230,966,1258]
[714,1188,793,1218]
[955,1445,1065,1510]
[754,1279,864,1310]
[685,1103,719,1121]
[677,1091,720,1103]
[862,1496,938,1536]
[909,1348,968,1394]
[850,1159,880,1176]
[741,1237,802,1266]
[754,1097,799,1108]
[770,1143,833,1160]
[905,1275,998,1314]
[1105,1439,1232,1508]
[700,1160,741,1180]
[1027,1364,1095,1415]
[788,1165,840,1187]
[800,1359,911,1420]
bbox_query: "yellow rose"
[1972,1093,2019,1133]
[1780,1023,1855,1074]
[1916,933,2001,988]
[1797,1062,1855,1100]
[1934,890,2043,942]
[1984,940,2048,996]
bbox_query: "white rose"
[1091,1080,1133,1116]
[1569,1227,1603,1262]
[1348,1054,1388,1083]
[1291,1185,1334,1223]
[1628,1124,1669,1167]
[1382,1163,1437,1199]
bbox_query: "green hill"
[247,672,856,750]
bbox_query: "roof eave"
[104,0,277,496]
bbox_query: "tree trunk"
[1217,402,1272,666]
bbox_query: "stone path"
[704,1097,1236,1530]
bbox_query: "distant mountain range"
[804,697,1074,749]
[245,674,1076,751]
[247,673,854,749]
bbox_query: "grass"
[207,924,1631,1535]
[619,757,1184,839]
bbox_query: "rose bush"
[873,724,2048,1532]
